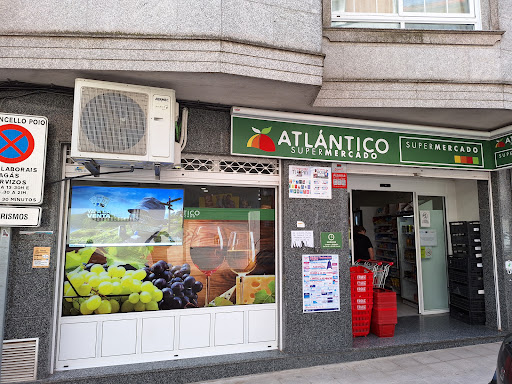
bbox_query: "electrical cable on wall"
[179,107,189,150]
[0,81,74,109]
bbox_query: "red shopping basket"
[352,308,372,336]
[350,266,374,296]
[350,266,374,337]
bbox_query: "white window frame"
[50,148,282,372]
[331,0,481,30]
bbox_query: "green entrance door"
[417,196,449,313]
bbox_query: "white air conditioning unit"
[71,78,181,169]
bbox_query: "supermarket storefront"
[56,106,508,370]
[231,107,505,333]
[2,100,509,383]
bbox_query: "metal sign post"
[0,227,11,374]
[0,113,48,377]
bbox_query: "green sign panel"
[321,232,342,249]
[184,207,275,221]
[399,137,483,167]
[232,116,494,170]
[492,134,512,169]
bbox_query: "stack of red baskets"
[350,266,374,337]
[371,288,397,337]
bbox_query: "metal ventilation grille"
[65,146,279,176]
[1,339,38,383]
[220,160,276,174]
[181,155,278,175]
[78,86,148,155]
[181,158,214,172]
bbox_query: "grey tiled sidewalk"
[198,342,500,384]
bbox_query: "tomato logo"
[496,140,506,148]
[247,127,276,152]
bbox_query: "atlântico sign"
[231,109,510,171]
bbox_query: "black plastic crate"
[448,268,483,285]
[449,221,480,235]
[468,221,481,234]
[449,305,486,325]
[451,233,482,246]
[450,221,470,235]
[449,280,484,299]
[452,244,483,257]
[448,256,484,272]
[450,293,485,312]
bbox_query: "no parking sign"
[0,113,48,205]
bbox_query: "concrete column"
[281,160,352,360]
[490,170,512,331]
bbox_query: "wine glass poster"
[68,185,184,247]
[189,224,225,306]
[227,231,256,276]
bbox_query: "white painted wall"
[453,179,480,222]
[360,206,378,245]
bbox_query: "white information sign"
[0,113,48,205]
[419,229,437,246]
[289,165,332,199]
[291,230,314,248]
[420,210,431,227]
[302,254,340,313]
[0,207,41,227]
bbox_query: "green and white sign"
[492,134,512,169]
[184,207,275,221]
[399,137,483,167]
[321,232,342,249]
[232,116,494,170]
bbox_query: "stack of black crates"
[448,221,486,325]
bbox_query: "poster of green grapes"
[62,183,276,316]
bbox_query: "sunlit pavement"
[199,342,500,384]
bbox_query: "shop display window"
[62,182,276,316]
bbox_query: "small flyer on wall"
[331,163,347,189]
[302,254,340,313]
[291,230,314,248]
[289,165,332,199]
[32,247,50,268]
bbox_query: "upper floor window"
[331,0,480,30]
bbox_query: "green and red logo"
[246,126,276,152]
[496,140,506,148]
